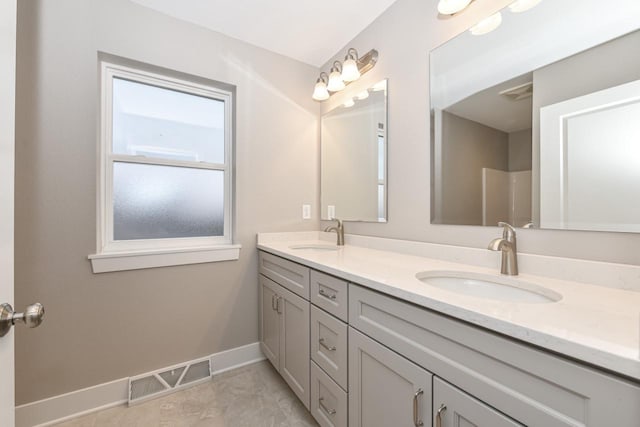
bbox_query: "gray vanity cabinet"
[259,275,281,369]
[258,255,311,410]
[433,378,523,427]
[279,284,311,408]
[348,327,432,427]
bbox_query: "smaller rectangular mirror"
[321,79,388,222]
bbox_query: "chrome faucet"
[324,218,345,246]
[488,222,519,276]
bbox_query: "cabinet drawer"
[311,305,348,390]
[349,284,640,427]
[311,361,348,427]
[259,251,310,299]
[434,377,523,427]
[310,270,348,321]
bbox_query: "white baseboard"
[16,342,265,427]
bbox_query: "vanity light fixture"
[341,48,361,82]
[356,90,369,100]
[437,0,473,15]
[509,0,543,13]
[311,48,379,101]
[343,99,355,108]
[312,72,330,101]
[371,80,387,92]
[470,11,502,35]
[327,61,346,92]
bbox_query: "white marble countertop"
[257,233,640,382]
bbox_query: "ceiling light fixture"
[311,48,379,101]
[470,12,502,35]
[437,0,473,15]
[311,72,330,101]
[509,0,543,13]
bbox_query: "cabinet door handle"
[319,289,337,300]
[413,389,424,426]
[276,296,283,314]
[319,338,336,351]
[436,404,447,427]
[271,294,277,311]
[319,397,336,415]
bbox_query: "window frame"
[90,60,237,272]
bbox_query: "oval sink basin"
[415,271,562,304]
[289,244,339,251]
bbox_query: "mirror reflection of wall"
[430,0,640,233]
[321,79,387,222]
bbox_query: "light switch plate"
[328,205,336,220]
[302,204,311,219]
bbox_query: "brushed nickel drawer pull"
[319,338,337,351]
[413,389,424,426]
[436,404,447,427]
[319,289,337,300]
[319,397,337,415]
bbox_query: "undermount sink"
[415,271,562,304]
[289,244,339,251]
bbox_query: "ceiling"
[447,73,533,134]
[129,0,399,67]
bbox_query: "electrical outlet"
[328,205,336,220]
[302,204,311,219]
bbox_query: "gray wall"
[508,129,532,172]
[15,0,319,404]
[439,111,508,225]
[319,0,640,265]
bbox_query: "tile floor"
[54,361,319,427]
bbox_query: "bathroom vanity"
[257,233,640,427]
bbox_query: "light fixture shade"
[327,70,345,92]
[437,0,472,15]
[371,80,387,92]
[342,58,361,82]
[356,90,369,100]
[470,12,502,35]
[312,80,330,101]
[343,99,355,108]
[509,0,542,13]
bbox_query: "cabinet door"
[433,377,524,427]
[349,327,432,427]
[279,285,311,409]
[259,275,280,370]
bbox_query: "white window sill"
[88,244,241,273]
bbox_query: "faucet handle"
[497,222,516,240]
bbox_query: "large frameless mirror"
[430,0,640,232]
[321,79,388,222]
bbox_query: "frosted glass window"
[113,163,224,240]
[99,61,233,256]
[112,78,225,164]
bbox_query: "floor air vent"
[128,357,212,405]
